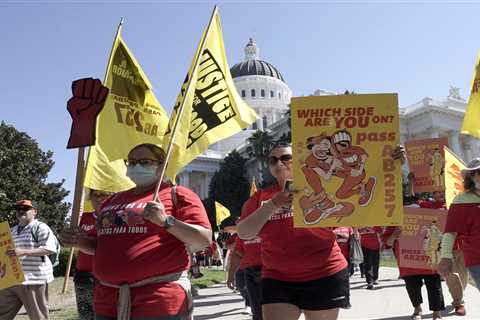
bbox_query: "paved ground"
[193,267,480,320]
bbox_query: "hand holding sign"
[66,78,109,149]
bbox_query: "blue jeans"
[468,264,480,290]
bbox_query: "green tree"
[246,130,275,187]
[275,108,291,145]
[0,122,71,234]
[208,150,250,229]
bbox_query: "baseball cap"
[14,199,36,209]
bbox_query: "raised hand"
[391,145,406,163]
[66,78,109,149]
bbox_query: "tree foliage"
[275,108,291,145]
[246,130,275,168]
[208,150,250,229]
[246,130,276,188]
[0,122,71,234]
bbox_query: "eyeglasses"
[15,206,33,212]
[471,170,480,176]
[268,154,293,165]
[123,158,161,167]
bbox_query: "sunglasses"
[470,170,480,176]
[124,158,161,167]
[15,206,33,212]
[268,154,293,165]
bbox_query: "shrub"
[54,247,77,277]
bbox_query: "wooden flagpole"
[62,18,124,294]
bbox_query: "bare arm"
[226,251,243,289]
[60,228,97,255]
[6,247,54,257]
[237,200,277,240]
[144,201,212,253]
[167,221,212,253]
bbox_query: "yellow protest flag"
[0,222,25,290]
[215,201,231,226]
[162,7,258,181]
[83,23,169,194]
[250,176,257,196]
[444,146,466,209]
[461,54,480,138]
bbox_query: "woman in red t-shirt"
[62,143,212,320]
[384,221,445,320]
[237,143,349,320]
[74,189,111,320]
[439,158,480,292]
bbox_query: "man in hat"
[0,199,57,320]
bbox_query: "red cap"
[15,200,36,208]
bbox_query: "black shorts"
[261,268,349,310]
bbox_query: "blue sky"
[1,1,479,204]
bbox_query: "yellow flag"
[444,146,466,209]
[163,9,258,180]
[83,26,169,194]
[461,54,480,138]
[250,176,257,196]
[215,201,231,226]
[0,222,25,290]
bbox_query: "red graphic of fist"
[66,78,109,149]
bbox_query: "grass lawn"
[15,268,226,319]
[191,267,226,289]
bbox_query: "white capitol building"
[177,38,480,199]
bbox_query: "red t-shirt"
[383,227,437,277]
[75,211,97,272]
[444,192,480,268]
[359,226,383,250]
[226,233,237,247]
[240,184,347,282]
[206,242,217,256]
[331,227,352,260]
[93,184,211,318]
[234,236,262,270]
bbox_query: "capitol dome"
[230,39,285,82]
[228,38,292,132]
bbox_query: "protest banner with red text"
[405,137,449,193]
[398,206,446,270]
[0,222,24,290]
[291,93,402,227]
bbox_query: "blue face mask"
[126,164,158,186]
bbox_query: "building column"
[449,132,464,160]
[182,170,191,188]
[469,137,480,159]
[463,136,473,163]
[202,173,210,200]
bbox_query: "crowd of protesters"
[2,141,480,320]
